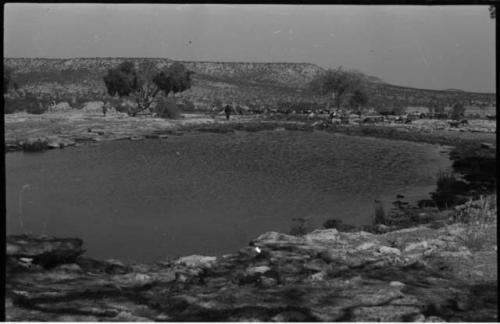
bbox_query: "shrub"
[323,218,357,231]
[431,171,470,209]
[4,96,48,114]
[452,155,497,193]
[373,203,387,225]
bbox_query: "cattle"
[307,112,316,120]
[486,114,496,121]
[459,119,469,125]
[331,117,342,125]
[393,116,404,123]
[448,121,460,128]
[362,116,384,124]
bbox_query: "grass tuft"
[455,194,497,251]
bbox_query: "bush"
[431,171,470,209]
[154,98,181,119]
[452,155,497,192]
[323,218,357,231]
[4,96,48,114]
[373,203,387,225]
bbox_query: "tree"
[451,102,465,120]
[103,60,193,117]
[164,62,193,96]
[103,61,138,97]
[349,88,369,116]
[310,67,368,111]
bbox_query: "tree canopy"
[451,102,465,120]
[103,61,139,97]
[103,61,193,116]
[349,88,369,115]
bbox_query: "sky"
[4,4,496,93]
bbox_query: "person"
[102,102,108,116]
[224,104,232,120]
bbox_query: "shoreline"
[6,202,497,321]
[5,111,497,321]
[6,129,453,262]
[5,111,496,153]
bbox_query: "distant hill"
[3,57,496,111]
[443,88,466,92]
[365,75,386,84]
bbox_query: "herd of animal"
[218,104,496,126]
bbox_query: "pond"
[6,130,451,263]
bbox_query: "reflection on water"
[6,130,450,262]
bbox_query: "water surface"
[6,130,450,262]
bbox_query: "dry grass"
[455,194,497,251]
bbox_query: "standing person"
[224,104,232,120]
[102,102,108,116]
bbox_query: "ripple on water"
[6,130,451,262]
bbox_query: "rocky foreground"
[6,221,497,322]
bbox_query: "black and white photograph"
[4,3,497,321]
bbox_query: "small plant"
[323,218,341,229]
[323,218,357,231]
